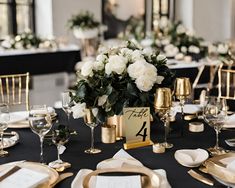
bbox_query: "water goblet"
[204,96,227,155]
[61,91,72,126]
[49,125,71,170]
[174,77,192,119]
[28,105,52,163]
[84,108,101,154]
[154,88,173,148]
[0,104,10,157]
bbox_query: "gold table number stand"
[123,107,153,150]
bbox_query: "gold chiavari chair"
[218,64,235,100]
[0,72,30,111]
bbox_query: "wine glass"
[174,77,192,119]
[28,105,52,163]
[84,108,101,154]
[49,125,71,170]
[0,104,10,157]
[61,91,72,126]
[203,96,227,155]
[154,88,173,148]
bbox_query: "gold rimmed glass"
[174,77,192,119]
[0,103,10,157]
[154,88,173,148]
[84,108,101,154]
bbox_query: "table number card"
[123,107,153,150]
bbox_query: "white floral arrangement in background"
[70,41,175,122]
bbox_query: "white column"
[35,0,53,38]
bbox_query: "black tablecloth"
[0,50,81,75]
[0,110,234,188]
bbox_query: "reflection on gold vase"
[107,115,124,140]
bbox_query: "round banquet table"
[0,110,234,188]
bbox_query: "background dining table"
[0,110,234,188]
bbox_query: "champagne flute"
[28,105,52,163]
[61,91,72,126]
[0,104,10,157]
[49,125,71,169]
[154,88,173,148]
[204,96,227,155]
[84,108,101,154]
[174,77,192,119]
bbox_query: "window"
[0,0,35,38]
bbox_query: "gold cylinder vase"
[101,124,116,144]
[107,115,124,140]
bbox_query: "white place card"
[96,175,141,188]
[0,168,49,188]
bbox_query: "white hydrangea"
[188,45,200,54]
[98,95,108,106]
[81,60,94,77]
[105,55,127,75]
[71,102,86,119]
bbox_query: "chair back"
[0,72,30,110]
[218,64,235,100]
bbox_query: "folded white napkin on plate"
[71,149,171,188]
[174,148,209,167]
[9,111,29,124]
[224,114,235,128]
[30,107,55,115]
[173,104,202,114]
[0,167,49,188]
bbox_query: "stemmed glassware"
[84,108,101,154]
[28,105,52,163]
[154,88,173,148]
[49,125,71,170]
[0,104,10,157]
[203,96,227,155]
[61,91,72,126]
[174,77,192,119]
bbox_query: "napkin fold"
[174,148,209,167]
[71,149,171,188]
[224,114,235,128]
[0,167,49,188]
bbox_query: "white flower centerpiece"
[68,11,100,39]
[71,41,175,122]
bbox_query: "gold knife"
[188,169,214,186]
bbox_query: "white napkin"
[173,104,202,114]
[224,114,235,128]
[30,107,55,115]
[9,111,29,124]
[71,149,171,188]
[0,167,49,188]
[174,148,209,167]
[54,101,62,109]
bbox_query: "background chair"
[0,72,30,111]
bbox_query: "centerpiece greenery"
[71,41,175,123]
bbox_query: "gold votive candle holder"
[101,124,116,144]
[174,77,192,97]
[154,88,172,111]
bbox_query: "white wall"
[51,0,102,43]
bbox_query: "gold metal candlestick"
[154,88,173,148]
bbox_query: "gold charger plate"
[204,153,235,185]
[0,161,59,187]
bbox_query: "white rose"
[181,46,187,53]
[188,45,200,54]
[93,60,104,71]
[98,95,108,106]
[135,76,155,92]
[131,50,144,61]
[105,55,127,75]
[127,59,147,79]
[176,24,186,34]
[217,44,228,54]
[96,54,107,63]
[144,64,158,82]
[164,44,179,57]
[161,38,170,46]
[156,75,164,84]
[157,54,166,61]
[15,42,23,49]
[159,17,169,29]
[71,102,86,119]
[143,47,153,58]
[120,47,133,60]
[81,60,94,77]
[140,38,153,47]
